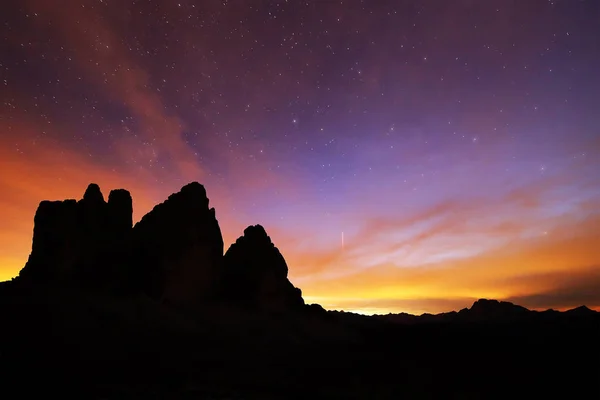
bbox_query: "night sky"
[1,0,599,314]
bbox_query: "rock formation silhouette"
[129,182,224,307]
[17,181,307,312]
[18,183,133,287]
[459,298,530,321]
[221,224,305,313]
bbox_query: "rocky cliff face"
[130,182,224,307]
[19,183,133,286]
[222,224,305,313]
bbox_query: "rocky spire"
[222,224,305,313]
[130,182,224,307]
[82,183,105,204]
[18,184,133,285]
[108,189,133,237]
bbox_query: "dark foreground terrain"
[2,283,598,399]
[1,182,599,398]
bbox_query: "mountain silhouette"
[221,224,305,313]
[1,182,598,398]
[18,183,133,287]
[14,182,310,315]
[128,181,224,306]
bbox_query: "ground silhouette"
[0,182,598,398]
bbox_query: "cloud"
[505,266,600,310]
[285,171,600,314]
[289,174,575,279]
[297,213,600,313]
[25,0,203,181]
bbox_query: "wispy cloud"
[25,0,203,180]
[286,171,600,313]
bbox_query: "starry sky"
[1,0,599,314]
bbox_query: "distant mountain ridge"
[329,298,598,325]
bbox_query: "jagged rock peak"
[242,224,270,242]
[222,224,304,312]
[469,298,529,315]
[229,224,286,277]
[108,189,134,232]
[108,188,132,205]
[471,298,502,309]
[178,181,209,208]
[148,181,211,213]
[18,183,134,284]
[130,181,224,305]
[135,182,216,229]
[180,181,208,198]
[566,305,596,315]
[82,183,105,203]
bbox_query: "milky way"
[1,0,599,314]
